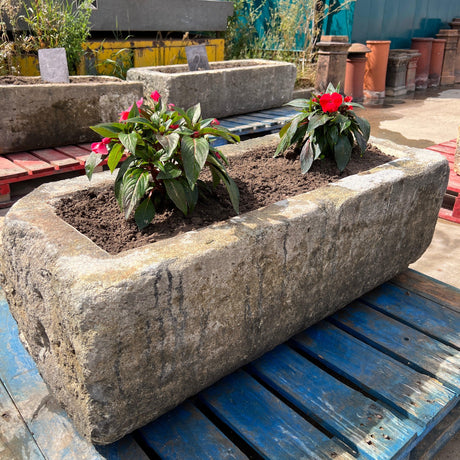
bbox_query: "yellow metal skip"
[18,38,225,76]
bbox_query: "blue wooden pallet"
[1,269,459,459]
[212,106,298,146]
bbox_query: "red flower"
[167,103,175,110]
[91,141,108,155]
[215,151,222,160]
[169,124,179,130]
[136,97,143,108]
[348,105,353,110]
[319,92,343,113]
[344,95,353,102]
[211,118,220,126]
[150,91,161,102]
[101,137,111,144]
[312,97,317,103]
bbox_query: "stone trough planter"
[0,76,143,154]
[126,59,297,118]
[0,135,449,444]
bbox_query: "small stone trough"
[0,135,449,444]
[0,76,143,154]
[126,59,297,118]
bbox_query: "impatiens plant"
[85,91,240,229]
[275,83,371,173]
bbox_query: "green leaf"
[354,130,368,155]
[326,82,337,93]
[186,103,201,125]
[114,156,135,206]
[156,163,182,180]
[156,132,180,159]
[164,178,189,215]
[355,115,371,141]
[107,143,124,173]
[120,168,150,219]
[181,136,209,187]
[334,136,353,172]
[84,151,102,181]
[134,196,155,230]
[285,98,309,108]
[90,123,125,138]
[306,113,331,134]
[124,116,154,126]
[211,165,240,214]
[279,119,293,138]
[184,181,199,212]
[275,116,299,157]
[119,132,138,154]
[300,140,314,174]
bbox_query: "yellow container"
[14,38,225,77]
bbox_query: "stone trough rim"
[4,134,448,268]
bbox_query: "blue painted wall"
[351,0,459,48]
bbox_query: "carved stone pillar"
[405,50,421,92]
[436,29,458,85]
[449,18,460,83]
[385,50,411,96]
[315,35,350,93]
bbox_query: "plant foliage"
[275,83,371,173]
[86,92,240,230]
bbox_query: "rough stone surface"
[126,60,297,118]
[0,135,449,444]
[0,76,143,154]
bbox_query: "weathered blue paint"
[362,283,460,350]
[331,301,460,393]
[291,321,458,430]
[138,401,246,459]
[249,344,418,459]
[352,0,459,48]
[199,370,354,459]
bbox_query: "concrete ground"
[0,85,459,458]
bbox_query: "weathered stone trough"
[0,76,143,154]
[0,135,449,444]
[126,59,297,118]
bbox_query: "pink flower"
[344,96,353,102]
[312,97,317,103]
[91,141,108,155]
[136,98,143,108]
[211,118,220,126]
[319,92,343,113]
[102,137,111,144]
[168,103,175,110]
[119,109,130,121]
[150,91,161,102]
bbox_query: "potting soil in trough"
[55,145,393,254]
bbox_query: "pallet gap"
[192,396,264,460]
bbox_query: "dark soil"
[55,144,393,254]
[0,76,119,85]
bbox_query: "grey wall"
[89,0,234,32]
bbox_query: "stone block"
[0,76,143,154]
[0,135,449,444]
[127,60,297,119]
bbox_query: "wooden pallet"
[426,140,460,224]
[1,269,459,459]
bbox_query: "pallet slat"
[292,321,457,430]
[362,283,460,350]
[391,269,460,313]
[249,344,418,459]
[54,145,92,164]
[199,370,354,460]
[5,152,55,175]
[138,401,246,460]
[0,156,28,180]
[331,301,460,393]
[30,148,80,169]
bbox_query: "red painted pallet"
[0,145,126,207]
[426,140,460,224]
